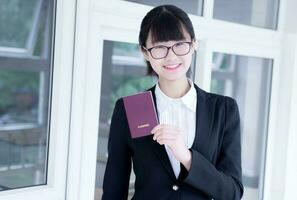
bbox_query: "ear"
[140,46,150,61]
[192,40,198,51]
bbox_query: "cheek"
[182,55,193,68]
[149,59,163,71]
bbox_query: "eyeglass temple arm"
[142,46,148,51]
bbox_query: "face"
[142,28,196,82]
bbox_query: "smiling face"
[142,27,196,82]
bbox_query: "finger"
[152,126,169,138]
[153,125,180,140]
[157,138,174,146]
[152,124,178,133]
[154,130,178,141]
[153,128,175,140]
[153,129,164,140]
[151,124,164,134]
[161,124,181,131]
[156,133,177,141]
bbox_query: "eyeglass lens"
[150,42,191,59]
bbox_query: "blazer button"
[172,185,179,191]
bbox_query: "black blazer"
[102,83,243,200]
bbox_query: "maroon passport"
[123,91,159,138]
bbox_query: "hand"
[151,124,192,171]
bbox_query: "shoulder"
[194,84,237,105]
[112,98,127,119]
[193,84,240,122]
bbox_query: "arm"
[182,98,243,199]
[102,99,132,200]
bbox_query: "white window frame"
[284,36,297,200]
[67,0,296,200]
[0,0,76,199]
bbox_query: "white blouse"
[155,78,197,178]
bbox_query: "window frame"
[0,0,76,199]
[67,0,292,200]
[284,38,297,198]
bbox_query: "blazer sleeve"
[102,99,132,200]
[182,97,243,199]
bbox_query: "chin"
[160,74,187,82]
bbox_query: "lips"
[163,63,181,70]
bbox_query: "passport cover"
[123,91,159,138]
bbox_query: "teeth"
[164,64,180,68]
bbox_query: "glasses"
[142,41,192,59]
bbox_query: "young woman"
[102,5,243,200]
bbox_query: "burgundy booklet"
[123,91,159,138]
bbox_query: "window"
[94,40,196,199]
[213,0,280,29]
[94,40,155,199]
[211,52,273,199]
[0,0,54,191]
[124,0,204,16]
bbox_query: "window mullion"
[202,0,214,19]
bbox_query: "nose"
[165,47,178,60]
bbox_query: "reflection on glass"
[0,0,39,48]
[211,52,272,200]
[0,70,39,125]
[0,0,54,192]
[213,0,279,29]
[124,0,204,16]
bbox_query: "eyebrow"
[152,39,191,46]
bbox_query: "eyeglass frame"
[142,41,193,59]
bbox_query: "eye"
[175,42,186,47]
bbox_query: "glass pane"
[95,40,155,200]
[0,0,54,192]
[213,0,279,29]
[124,0,204,16]
[211,52,272,200]
[95,39,196,199]
[33,1,50,58]
[0,70,39,125]
[0,0,39,48]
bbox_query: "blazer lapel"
[145,83,208,180]
[191,84,208,154]
[147,85,176,181]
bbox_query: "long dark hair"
[139,5,196,76]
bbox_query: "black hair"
[139,5,196,76]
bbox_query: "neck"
[158,77,191,98]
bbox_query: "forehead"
[146,27,191,46]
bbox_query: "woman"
[102,4,243,200]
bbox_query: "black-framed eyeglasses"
[142,41,193,59]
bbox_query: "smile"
[163,63,181,71]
